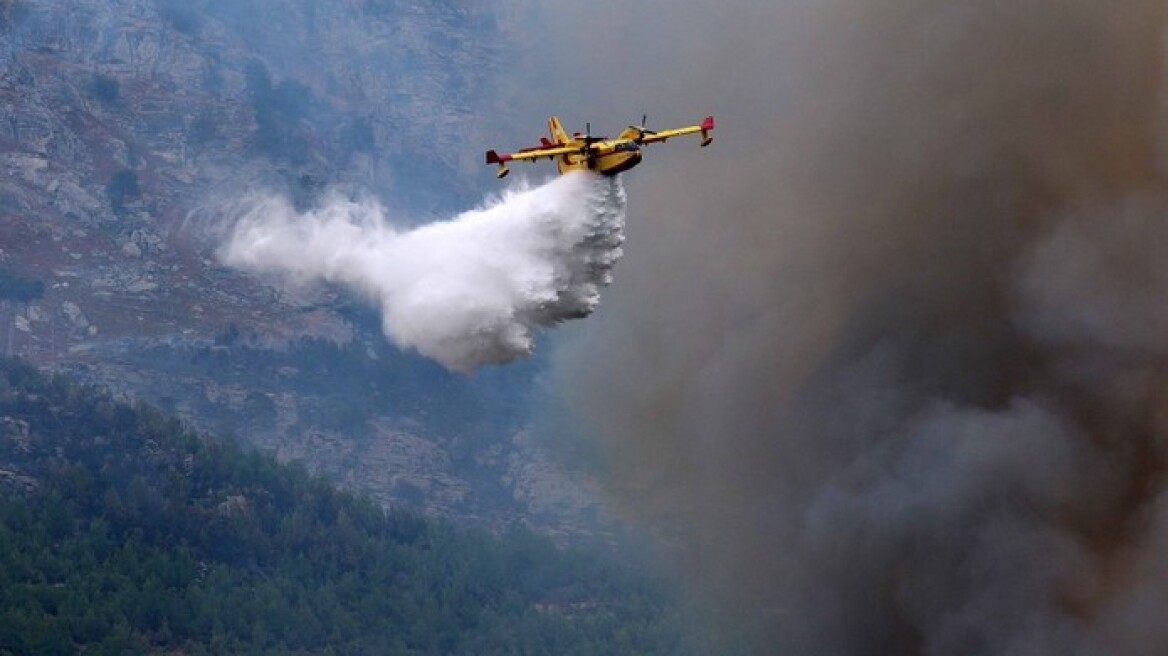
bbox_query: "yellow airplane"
[486,115,714,179]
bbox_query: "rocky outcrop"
[0,1,612,539]
[1,0,511,350]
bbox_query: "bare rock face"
[0,1,610,539]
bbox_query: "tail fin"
[485,150,510,178]
[547,116,571,145]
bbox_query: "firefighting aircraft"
[485,114,714,179]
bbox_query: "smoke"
[530,0,1168,653]
[217,172,625,372]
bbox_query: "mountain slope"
[0,357,697,654]
[0,0,602,535]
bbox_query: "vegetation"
[187,108,223,145]
[87,75,120,104]
[0,358,703,654]
[156,0,202,36]
[105,169,140,214]
[244,59,313,165]
[339,116,376,159]
[107,319,567,526]
[122,329,534,451]
[0,0,30,33]
[0,269,44,303]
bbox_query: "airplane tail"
[547,116,571,145]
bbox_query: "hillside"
[0,357,709,654]
[0,0,604,535]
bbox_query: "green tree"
[88,74,120,103]
[0,269,44,302]
[106,169,140,213]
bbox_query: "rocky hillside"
[0,357,697,654]
[0,0,608,537]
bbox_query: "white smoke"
[217,172,626,372]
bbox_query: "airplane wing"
[486,144,580,178]
[485,115,713,179]
[504,145,579,161]
[638,116,715,147]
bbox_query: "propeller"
[585,122,600,147]
[631,114,657,143]
[581,121,599,168]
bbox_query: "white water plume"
[218,172,625,372]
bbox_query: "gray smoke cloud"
[531,0,1168,653]
[218,172,625,372]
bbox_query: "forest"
[0,358,714,654]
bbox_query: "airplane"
[485,114,714,179]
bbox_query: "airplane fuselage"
[556,141,643,176]
[486,115,712,179]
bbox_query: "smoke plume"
[218,172,625,372]
[532,0,1168,653]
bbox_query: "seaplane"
[485,115,714,179]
